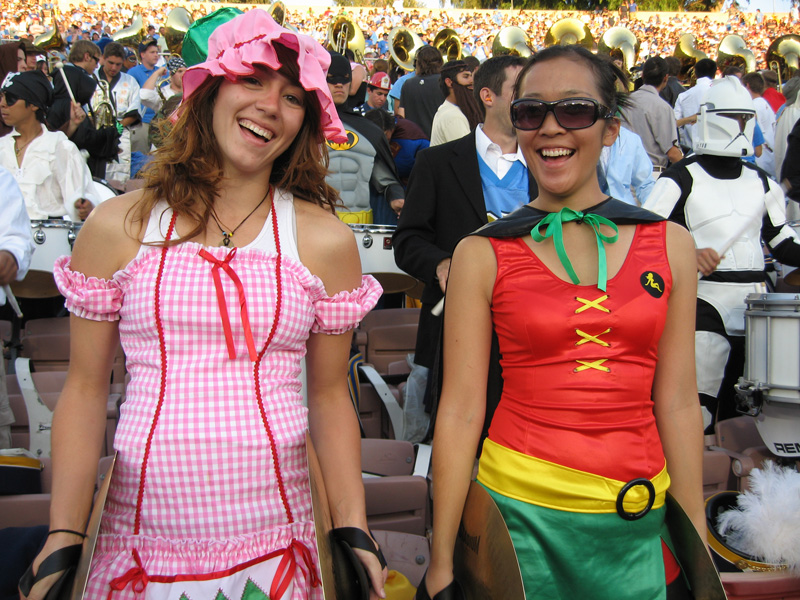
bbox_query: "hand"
[155,66,168,78]
[74,199,95,220]
[390,198,404,217]
[696,247,721,276]
[19,531,84,600]
[352,542,388,600]
[423,563,456,598]
[69,102,87,127]
[0,250,18,285]
[436,258,451,294]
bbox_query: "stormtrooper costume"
[644,76,800,433]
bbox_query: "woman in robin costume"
[421,45,705,600]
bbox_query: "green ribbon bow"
[530,207,619,291]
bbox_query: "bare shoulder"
[72,190,147,278]
[664,221,697,284]
[452,234,495,267]
[294,200,361,292]
[450,235,497,297]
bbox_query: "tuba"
[389,26,424,72]
[492,26,532,58]
[34,10,65,53]
[432,28,462,63]
[766,34,800,88]
[717,34,756,74]
[268,2,286,27]
[112,12,147,51]
[326,15,365,65]
[164,7,193,56]
[92,78,117,130]
[598,27,639,72]
[673,33,707,82]
[544,18,594,50]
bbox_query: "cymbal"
[783,268,800,287]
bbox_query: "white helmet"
[694,76,757,158]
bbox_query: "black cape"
[425,197,666,448]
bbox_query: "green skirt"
[485,485,668,600]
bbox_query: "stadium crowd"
[2,0,799,70]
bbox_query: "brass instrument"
[432,28,462,63]
[492,26,532,58]
[112,12,146,52]
[673,33,707,81]
[544,18,594,50]
[388,26,424,72]
[598,27,639,72]
[92,78,117,130]
[717,34,756,74]
[34,10,65,52]
[766,34,800,88]
[326,15,365,64]
[164,7,192,56]
[156,78,172,104]
[268,2,286,27]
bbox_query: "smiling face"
[211,65,306,182]
[515,56,619,211]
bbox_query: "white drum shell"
[29,220,83,274]
[350,225,418,295]
[743,293,800,458]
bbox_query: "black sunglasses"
[511,97,612,131]
[0,91,21,106]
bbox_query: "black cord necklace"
[210,187,271,247]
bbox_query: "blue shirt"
[598,127,655,206]
[127,65,158,123]
[388,71,415,102]
[743,122,765,164]
[477,154,529,221]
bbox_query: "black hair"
[363,108,395,133]
[473,54,526,110]
[415,45,443,76]
[439,60,468,96]
[641,56,668,87]
[514,45,629,115]
[694,58,717,80]
[664,56,682,77]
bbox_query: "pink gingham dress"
[53,190,381,600]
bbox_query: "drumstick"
[53,62,77,105]
[2,285,22,319]
[431,297,444,317]
[698,212,762,280]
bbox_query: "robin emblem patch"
[640,271,665,298]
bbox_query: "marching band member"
[645,75,800,433]
[0,70,97,221]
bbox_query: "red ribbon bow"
[107,549,149,600]
[199,247,258,362]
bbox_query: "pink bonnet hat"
[182,9,346,143]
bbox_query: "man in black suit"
[393,55,535,406]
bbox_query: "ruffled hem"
[311,274,382,334]
[53,255,133,322]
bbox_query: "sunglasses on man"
[511,97,613,131]
[0,91,21,106]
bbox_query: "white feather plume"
[716,461,800,573]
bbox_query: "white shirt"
[474,124,526,179]
[93,70,142,122]
[674,76,713,150]
[753,96,777,178]
[0,124,99,221]
[139,83,177,113]
[0,165,34,306]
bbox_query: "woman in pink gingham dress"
[21,11,388,600]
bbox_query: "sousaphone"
[432,28,462,63]
[673,33,707,81]
[34,10,65,53]
[766,34,800,87]
[164,7,193,56]
[389,26,424,72]
[598,27,639,71]
[112,12,146,51]
[544,18,594,50]
[492,26,532,58]
[717,34,756,74]
[327,15,365,64]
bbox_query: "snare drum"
[350,224,419,295]
[12,220,83,298]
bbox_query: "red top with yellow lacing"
[486,221,671,484]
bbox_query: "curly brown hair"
[136,44,340,245]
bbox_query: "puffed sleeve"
[53,255,127,321]
[311,275,382,334]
